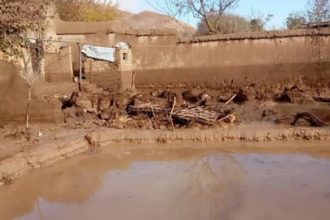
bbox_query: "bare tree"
[286,12,307,29]
[147,0,239,34]
[0,0,48,140]
[307,0,330,22]
[249,14,273,32]
[20,39,44,140]
[197,13,250,34]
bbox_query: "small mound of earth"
[274,86,314,104]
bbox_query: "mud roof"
[302,21,330,29]
[179,27,330,43]
[56,20,110,35]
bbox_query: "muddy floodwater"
[1,142,330,220]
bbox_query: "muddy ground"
[60,82,330,130]
[0,82,329,184]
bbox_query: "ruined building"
[0,7,330,124]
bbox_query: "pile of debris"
[57,83,329,129]
[273,85,314,104]
[59,88,240,130]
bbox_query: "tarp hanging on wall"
[81,45,115,62]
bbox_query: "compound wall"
[132,29,330,88]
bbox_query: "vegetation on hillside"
[55,0,118,22]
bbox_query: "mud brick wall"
[132,29,330,89]
[84,59,121,90]
[44,46,74,83]
[54,26,330,89]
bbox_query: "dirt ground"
[1,83,330,157]
[58,81,330,129]
[0,82,329,185]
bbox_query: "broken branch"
[291,112,327,127]
[225,93,237,105]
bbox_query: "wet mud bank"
[86,125,330,146]
[0,132,90,185]
[1,125,330,185]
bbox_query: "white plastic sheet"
[115,42,130,50]
[81,45,115,62]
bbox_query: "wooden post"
[77,42,82,92]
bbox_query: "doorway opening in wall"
[123,53,128,61]
[73,63,86,82]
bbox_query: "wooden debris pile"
[125,89,239,128]
[127,103,168,116]
[127,102,236,127]
[173,107,220,125]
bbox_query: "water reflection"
[178,155,244,220]
[0,143,329,220]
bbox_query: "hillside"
[117,11,195,36]
[55,9,195,36]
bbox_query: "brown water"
[1,143,330,220]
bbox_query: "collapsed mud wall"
[133,29,330,88]
[0,60,77,125]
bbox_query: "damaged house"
[0,8,330,124]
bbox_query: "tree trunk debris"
[291,112,327,127]
[313,96,330,103]
[25,86,32,141]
